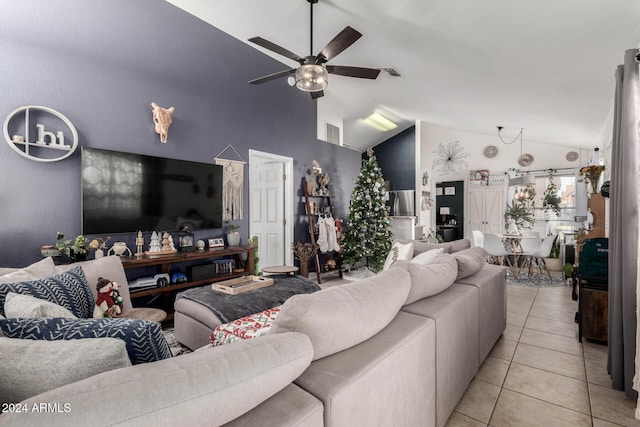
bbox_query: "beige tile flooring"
[446,284,640,427]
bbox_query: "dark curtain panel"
[608,48,639,400]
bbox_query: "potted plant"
[225,222,241,246]
[544,234,563,271]
[504,200,534,234]
[53,233,88,261]
[542,177,562,217]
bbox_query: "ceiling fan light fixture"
[295,64,328,92]
[363,112,397,131]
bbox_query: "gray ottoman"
[174,275,320,350]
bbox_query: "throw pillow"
[211,306,281,346]
[56,255,133,311]
[408,240,453,256]
[0,266,94,318]
[410,248,444,265]
[394,254,458,304]
[0,317,172,365]
[382,242,414,271]
[0,257,56,284]
[0,337,131,405]
[267,268,411,360]
[4,292,77,319]
[451,247,488,279]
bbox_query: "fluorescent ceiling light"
[363,112,397,131]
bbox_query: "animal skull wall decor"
[150,102,175,143]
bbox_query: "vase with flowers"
[579,165,605,195]
[89,236,111,259]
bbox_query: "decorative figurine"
[136,231,144,256]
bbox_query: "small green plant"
[548,234,560,258]
[225,221,240,232]
[55,233,87,257]
[426,228,444,243]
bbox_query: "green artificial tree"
[342,148,392,272]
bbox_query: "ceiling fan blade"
[326,65,380,79]
[310,90,324,100]
[248,37,305,63]
[317,26,362,63]
[249,68,296,85]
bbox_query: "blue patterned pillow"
[0,317,172,365]
[0,266,94,318]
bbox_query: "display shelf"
[301,177,342,284]
[122,246,256,318]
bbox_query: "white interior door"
[484,187,505,235]
[468,188,485,233]
[249,150,293,267]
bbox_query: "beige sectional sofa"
[0,239,506,427]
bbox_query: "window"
[531,174,576,237]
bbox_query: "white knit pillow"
[4,292,77,319]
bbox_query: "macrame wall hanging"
[213,144,246,221]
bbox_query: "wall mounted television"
[81,147,223,234]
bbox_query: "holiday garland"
[341,148,392,271]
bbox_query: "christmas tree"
[342,148,392,272]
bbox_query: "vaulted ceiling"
[168,0,640,152]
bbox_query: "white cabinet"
[468,186,505,235]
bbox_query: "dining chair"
[519,232,542,276]
[530,234,557,281]
[471,230,484,248]
[483,234,513,269]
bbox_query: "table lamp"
[440,207,450,224]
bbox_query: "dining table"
[497,234,539,279]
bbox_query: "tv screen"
[82,147,223,234]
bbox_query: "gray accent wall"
[369,126,416,191]
[0,1,360,267]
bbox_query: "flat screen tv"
[81,147,223,234]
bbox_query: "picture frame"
[207,237,225,249]
[444,187,455,196]
[435,187,443,196]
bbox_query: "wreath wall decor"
[432,141,470,175]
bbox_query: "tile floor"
[446,283,640,427]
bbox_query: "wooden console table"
[122,245,255,321]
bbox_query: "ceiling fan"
[248,0,381,99]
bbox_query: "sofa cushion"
[410,248,444,264]
[268,267,411,360]
[452,247,488,279]
[0,257,56,284]
[394,254,458,304]
[382,241,414,271]
[0,337,131,405]
[56,255,133,310]
[448,238,472,253]
[0,333,313,426]
[0,267,94,318]
[4,292,77,319]
[0,317,171,365]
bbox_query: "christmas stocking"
[316,216,329,253]
[325,216,338,252]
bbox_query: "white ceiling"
[168,0,640,152]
